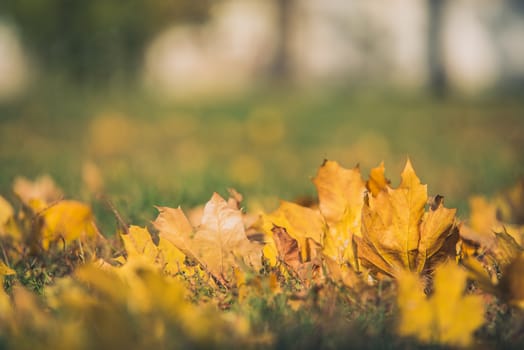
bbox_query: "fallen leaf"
[40,200,99,250]
[357,160,458,277]
[261,200,324,261]
[367,161,389,196]
[312,160,366,267]
[397,261,484,347]
[154,192,262,285]
[271,225,302,272]
[271,225,322,284]
[157,237,190,275]
[120,226,158,265]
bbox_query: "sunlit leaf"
[121,225,158,265]
[357,160,457,276]
[262,200,324,261]
[41,200,99,250]
[154,192,262,285]
[367,161,389,196]
[312,160,366,267]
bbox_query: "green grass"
[2,83,524,349]
[1,84,524,234]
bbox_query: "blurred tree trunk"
[427,0,447,97]
[272,0,293,81]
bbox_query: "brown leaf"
[271,225,302,272]
[271,225,322,284]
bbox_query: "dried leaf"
[271,225,302,272]
[397,262,484,347]
[358,160,457,276]
[313,160,366,267]
[121,226,158,265]
[262,200,324,261]
[41,200,99,250]
[153,206,195,259]
[154,193,262,285]
[367,161,389,196]
[157,237,189,275]
[271,225,322,283]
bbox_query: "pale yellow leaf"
[153,205,196,259]
[154,193,262,284]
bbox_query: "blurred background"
[0,0,523,228]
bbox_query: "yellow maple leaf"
[154,192,262,285]
[356,160,458,276]
[40,200,99,250]
[120,226,159,265]
[367,161,389,196]
[312,160,366,267]
[120,226,195,276]
[261,200,324,262]
[397,262,484,347]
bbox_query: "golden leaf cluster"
[0,160,523,349]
